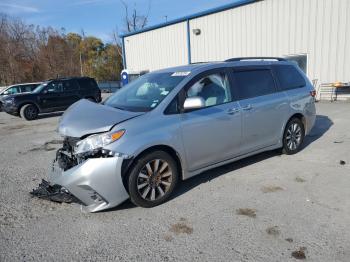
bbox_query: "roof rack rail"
[225,57,287,62]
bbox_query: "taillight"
[310,90,316,97]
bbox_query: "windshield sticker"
[161,90,169,96]
[150,102,158,108]
[171,71,191,77]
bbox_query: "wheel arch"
[280,113,306,144]
[287,113,306,130]
[18,101,40,114]
[121,144,184,190]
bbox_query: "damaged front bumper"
[33,154,130,212]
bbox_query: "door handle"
[242,104,253,111]
[227,108,240,115]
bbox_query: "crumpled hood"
[58,99,144,138]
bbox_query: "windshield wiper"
[112,106,126,111]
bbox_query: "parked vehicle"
[2,77,101,120]
[0,82,41,111]
[31,58,316,212]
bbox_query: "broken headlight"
[74,129,125,155]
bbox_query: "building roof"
[119,0,258,38]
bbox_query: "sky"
[0,0,237,42]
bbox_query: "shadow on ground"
[109,114,333,212]
[303,115,333,147]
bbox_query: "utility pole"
[79,51,83,76]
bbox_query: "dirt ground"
[0,101,349,261]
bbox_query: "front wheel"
[282,118,305,155]
[128,151,179,208]
[20,104,38,120]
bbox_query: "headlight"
[74,129,125,155]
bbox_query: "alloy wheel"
[26,106,37,119]
[286,123,302,151]
[137,159,173,201]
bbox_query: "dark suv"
[2,77,102,120]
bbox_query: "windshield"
[33,82,49,93]
[104,72,186,112]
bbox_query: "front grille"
[62,137,80,153]
[57,136,80,171]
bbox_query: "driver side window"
[46,81,63,93]
[187,72,232,107]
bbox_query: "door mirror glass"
[183,96,205,111]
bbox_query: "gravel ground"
[0,102,349,262]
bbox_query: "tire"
[20,104,39,120]
[128,151,179,208]
[282,118,305,155]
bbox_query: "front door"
[180,69,242,171]
[39,81,64,111]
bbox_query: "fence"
[97,81,121,93]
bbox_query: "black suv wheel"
[20,104,39,120]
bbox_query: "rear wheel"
[282,118,305,155]
[128,151,179,208]
[20,104,38,120]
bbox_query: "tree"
[0,14,124,85]
[120,0,151,33]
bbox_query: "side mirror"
[43,88,54,94]
[183,96,205,111]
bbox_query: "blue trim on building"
[119,0,256,38]
[186,19,192,64]
[121,37,127,69]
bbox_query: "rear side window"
[63,80,79,91]
[233,69,276,99]
[77,78,97,89]
[274,65,306,90]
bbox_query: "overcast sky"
[0,0,238,42]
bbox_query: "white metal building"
[120,0,350,95]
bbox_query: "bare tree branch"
[119,0,151,33]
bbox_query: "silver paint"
[51,61,316,212]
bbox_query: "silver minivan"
[32,58,316,212]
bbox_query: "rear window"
[77,78,97,89]
[274,65,306,90]
[233,69,276,99]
